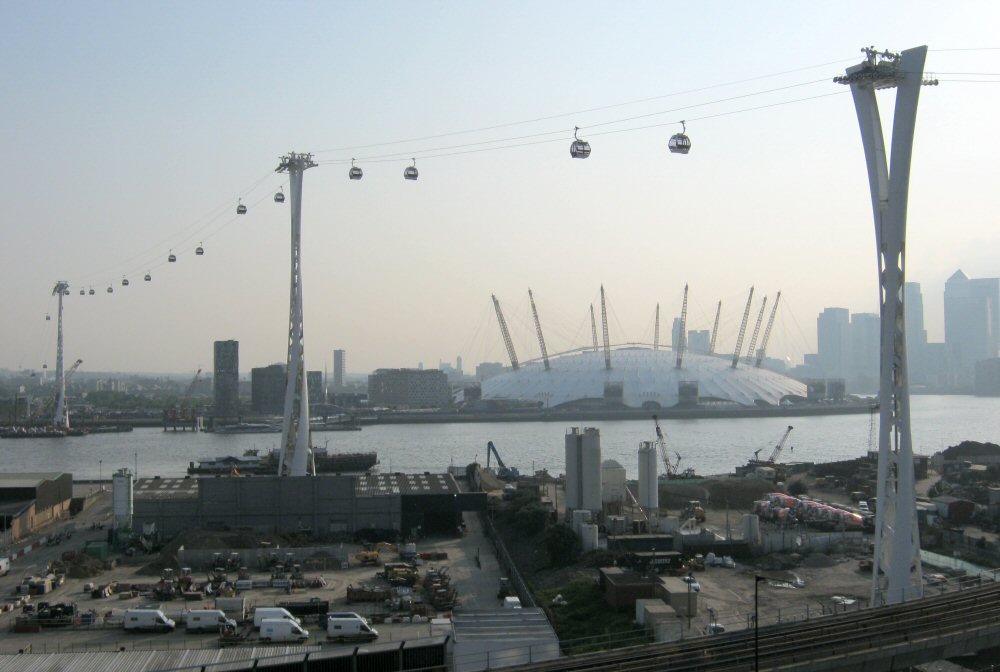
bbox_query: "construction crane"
[528,289,550,371]
[179,368,203,420]
[675,284,689,369]
[486,441,519,481]
[652,415,680,477]
[29,359,82,425]
[731,287,755,369]
[744,295,768,365]
[755,291,782,368]
[708,301,722,355]
[164,368,202,431]
[600,285,611,370]
[767,425,794,463]
[491,295,519,371]
[623,484,650,525]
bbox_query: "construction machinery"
[682,500,706,523]
[736,425,794,480]
[652,416,680,478]
[26,359,82,426]
[486,441,519,481]
[163,368,202,431]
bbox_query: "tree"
[544,523,580,567]
[788,480,808,497]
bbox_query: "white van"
[123,609,176,632]
[326,613,378,642]
[260,618,309,643]
[186,609,237,633]
[253,607,300,629]
[0,557,10,577]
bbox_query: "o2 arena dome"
[482,347,806,409]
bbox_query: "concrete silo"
[637,441,659,513]
[565,427,602,518]
[112,468,134,530]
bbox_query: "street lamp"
[99,459,103,489]
[755,575,768,671]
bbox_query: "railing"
[479,510,535,607]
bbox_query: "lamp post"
[99,459,103,489]
[755,575,768,671]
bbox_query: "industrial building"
[368,368,451,409]
[213,340,240,420]
[132,472,485,538]
[0,472,73,543]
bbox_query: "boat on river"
[188,447,377,475]
[213,423,281,434]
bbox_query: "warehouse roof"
[0,472,69,489]
[355,472,460,497]
[135,477,200,500]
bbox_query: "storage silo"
[638,441,659,513]
[565,426,603,517]
[601,459,626,505]
[112,467,134,530]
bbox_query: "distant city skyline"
[3,3,998,375]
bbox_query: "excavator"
[486,441,519,481]
[354,541,398,566]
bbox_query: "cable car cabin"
[196,245,204,256]
[89,288,95,295]
[349,166,363,180]
[106,286,114,294]
[122,278,130,286]
[45,314,50,321]
[668,133,691,154]
[274,188,285,203]
[236,200,247,215]
[570,139,591,159]
[79,289,85,295]
[403,166,418,180]
[168,252,177,263]
[144,273,152,282]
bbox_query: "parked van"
[123,609,176,633]
[260,618,309,643]
[186,609,236,633]
[0,557,10,577]
[253,607,300,629]
[326,613,378,642]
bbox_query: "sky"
[2,1,999,377]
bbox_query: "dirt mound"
[136,528,283,576]
[67,553,106,579]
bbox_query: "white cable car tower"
[51,281,70,429]
[836,45,937,605]
[276,152,317,477]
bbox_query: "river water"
[3,396,998,481]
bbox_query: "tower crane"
[755,291,782,368]
[744,295,768,365]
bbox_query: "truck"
[253,607,300,629]
[123,608,176,633]
[259,618,309,643]
[186,609,237,633]
[326,612,379,642]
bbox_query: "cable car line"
[313,56,858,154]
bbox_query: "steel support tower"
[51,281,70,429]
[276,152,317,477]
[837,45,936,604]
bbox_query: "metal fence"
[479,511,535,608]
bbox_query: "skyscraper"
[945,270,1000,388]
[333,349,346,391]
[817,308,851,379]
[904,282,928,384]
[849,313,879,392]
[213,340,239,419]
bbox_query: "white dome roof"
[482,347,805,409]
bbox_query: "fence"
[479,511,535,608]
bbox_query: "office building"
[817,308,851,379]
[905,282,929,385]
[849,313,879,392]
[213,340,240,419]
[333,350,346,391]
[368,368,451,409]
[251,364,286,415]
[687,330,710,354]
[307,370,324,405]
[945,270,1000,388]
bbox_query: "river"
[3,395,998,481]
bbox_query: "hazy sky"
[3,2,999,376]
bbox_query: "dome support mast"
[732,287,754,369]
[708,301,722,355]
[590,305,599,352]
[528,289,550,371]
[653,304,660,351]
[600,285,611,370]
[755,291,781,367]
[675,284,689,369]
[492,295,519,371]
[744,295,768,365]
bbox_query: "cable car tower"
[836,45,937,605]
[276,152,317,477]
[51,281,70,429]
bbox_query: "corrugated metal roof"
[0,473,67,490]
[355,473,458,497]
[0,645,322,672]
[135,478,199,500]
